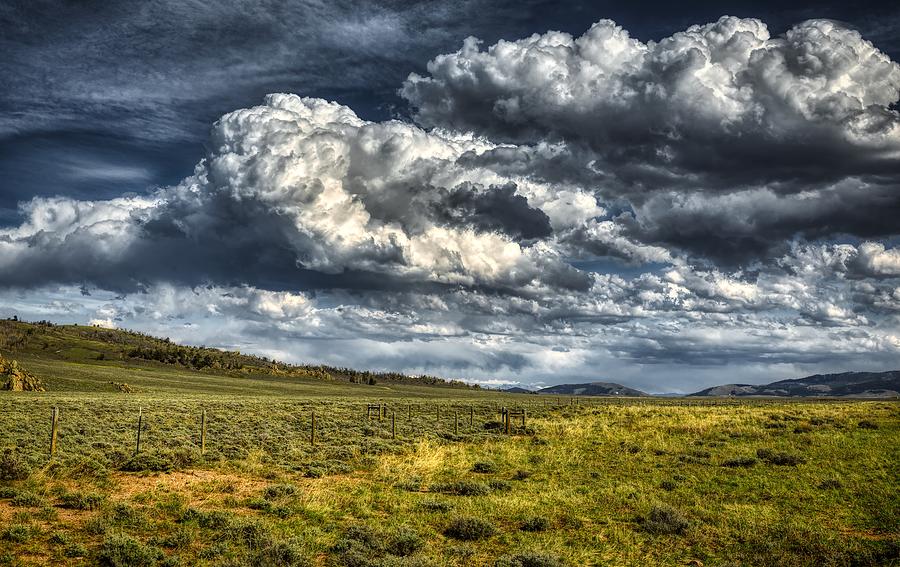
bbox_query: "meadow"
[0,322,898,566]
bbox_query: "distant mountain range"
[688,370,900,398]
[500,371,900,398]
[502,381,648,397]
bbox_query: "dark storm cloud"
[431,183,553,240]
[402,17,900,264]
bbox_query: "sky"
[1,1,899,393]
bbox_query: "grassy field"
[1,322,899,566]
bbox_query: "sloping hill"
[537,382,648,397]
[501,386,534,394]
[689,371,900,398]
[0,319,478,393]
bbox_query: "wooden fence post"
[407,403,411,421]
[391,412,396,439]
[311,412,317,446]
[49,407,59,458]
[135,407,143,455]
[200,409,207,455]
[454,411,459,435]
[469,406,474,427]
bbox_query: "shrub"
[263,484,297,499]
[340,525,381,550]
[512,470,532,481]
[818,479,842,490]
[225,518,273,549]
[472,461,497,473]
[153,526,193,550]
[431,480,490,496]
[243,537,309,567]
[387,526,424,556]
[488,479,512,492]
[180,508,232,529]
[64,543,88,558]
[59,491,105,510]
[660,480,677,491]
[495,552,565,567]
[757,449,805,466]
[721,456,757,468]
[483,421,504,430]
[420,500,451,513]
[98,533,163,567]
[2,524,34,543]
[0,487,19,498]
[858,420,879,430]
[0,449,31,480]
[395,478,422,492]
[120,452,175,472]
[11,490,45,507]
[444,516,495,541]
[640,504,691,535]
[109,502,149,529]
[521,516,549,532]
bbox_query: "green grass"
[1,321,898,565]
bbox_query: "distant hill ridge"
[689,371,900,398]
[0,319,478,390]
[503,382,648,397]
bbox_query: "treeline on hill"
[0,318,478,389]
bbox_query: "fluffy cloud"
[0,94,596,292]
[403,17,900,261]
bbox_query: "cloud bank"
[1,16,898,391]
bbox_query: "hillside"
[501,386,534,394]
[689,371,900,398]
[537,382,648,397]
[0,318,478,393]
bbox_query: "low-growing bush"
[640,504,691,535]
[0,449,31,480]
[64,543,88,558]
[395,478,422,492]
[225,517,273,549]
[386,526,424,556]
[419,500,451,512]
[521,516,549,532]
[263,483,297,499]
[151,526,193,550]
[444,516,495,541]
[488,479,512,492]
[431,480,490,496]
[97,533,164,567]
[120,451,175,473]
[757,449,806,466]
[0,486,18,498]
[512,470,532,481]
[472,461,497,473]
[858,420,879,430]
[59,490,105,510]
[2,524,35,543]
[721,456,757,468]
[109,502,149,529]
[495,552,565,567]
[180,508,232,529]
[11,490,45,507]
[241,536,309,567]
